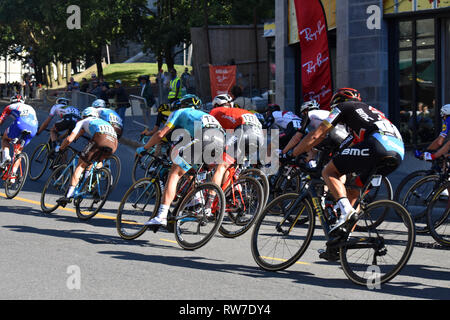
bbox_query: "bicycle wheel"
[355,176,393,231]
[251,193,315,271]
[402,174,440,233]
[426,182,450,247]
[219,176,264,238]
[29,143,49,181]
[104,154,121,191]
[273,168,304,199]
[5,153,29,199]
[41,164,72,213]
[340,200,415,286]
[75,167,111,220]
[116,178,162,240]
[173,182,225,250]
[132,154,151,183]
[241,168,270,208]
[393,170,430,202]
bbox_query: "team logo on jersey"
[341,148,370,156]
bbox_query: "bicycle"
[251,157,415,286]
[29,129,73,181]
[40,145,112,220]
[401,157,450,233]
[217,163,264,238]
[424,180,450,247]
[0,130,31,199]
[117,152,226,250]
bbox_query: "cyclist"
[415,104,450,161]
[280,100,349,161]
[36,97,81,152]
[56,107,118,205]
[209,94,264,186]
[140,103,172,137]
[292,88,404,235]
[136,100,225,228]
[0,95,38,168]
[92,99,124,139]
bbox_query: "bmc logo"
[341,148,370,156]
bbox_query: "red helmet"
[330,88,361,105]
[267,103,281,113]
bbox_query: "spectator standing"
[89,80,102,98]
[186,69,196,94]
[168,69,182,103]
[231,85,255,110]
[108,79,129,124]
[80,78,89,92]
[138,75,155,128]
[181,67,190,89]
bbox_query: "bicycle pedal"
[318,249,340,262]
[148,225,160,233]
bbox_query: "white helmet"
[82,107,99,118]
[440,104,450,117]
[300,100,320,113]
[92,99,106,108]
[56,97,69,105]
[212,94,233,108]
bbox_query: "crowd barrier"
[128,95,157,129]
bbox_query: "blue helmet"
[180,94,202,109]
[82,107,99,118]
[92,99,106,108]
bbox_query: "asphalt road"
[0,107,448,300]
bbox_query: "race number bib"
[201,114,220,128]
[291,119,302,130]
[109,114,122,126]
[242,114,262,128]
[98,124,117,137]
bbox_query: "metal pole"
[203,0,212,64]
[106,45,111,65]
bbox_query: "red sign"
[294,0,333,109]
[209,65,236,98]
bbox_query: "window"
[397,18,436,145]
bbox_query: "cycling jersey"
[166,108,221,137]
[209,107,261,130]
[97,108,123,128]
[49,104,81,119]
[72,117,117,139]
[439,116,450,141]
[0,103,38,126]
[1,103,38,147]
[271,111,302,130]
[155,110,172,128]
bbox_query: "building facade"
[275,0,450,146]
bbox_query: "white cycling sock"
[157,204,170,219]
[66,186,76,198]
[337,197,354,216]
[2,148,10,161]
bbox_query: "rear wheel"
[241,168,270,209]
[116,178,161,240]
[426,182,450,247]
[104,154,121,191]
[340,200,415,285]
[75,167,111,220]
[173,182,225,250]
[132,154,152,183]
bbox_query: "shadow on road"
[97,250,450,299]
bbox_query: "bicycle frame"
[1,133,29,181]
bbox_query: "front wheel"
[251,193,315,271]
[41,164,72,214]
[103,154,121,191]
[426,182,450,247]
[340,200,415,286]
[5,153,29,199]
[173,182,225,250]
[29,143,50,181]
[75,167,112,220]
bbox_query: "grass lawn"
[66,63,191,88]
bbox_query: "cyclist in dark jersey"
[293,88,404,234]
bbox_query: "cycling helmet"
[91,99,106,108]
[212,94,233,108]
[180,94,202,109]
[300,100,320,113]
[330,88,361,105]
[158,103,170,113]
[170,100,182,111]
[267,103,281,113]
[440,104,450,117]
[56,97,69,105]
[10,94,24,104]
[82,107,99,118]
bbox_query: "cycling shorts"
[6,120,37,147]
[332,132,404,185]
[80,132,118,164]
[54,114,80,133]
